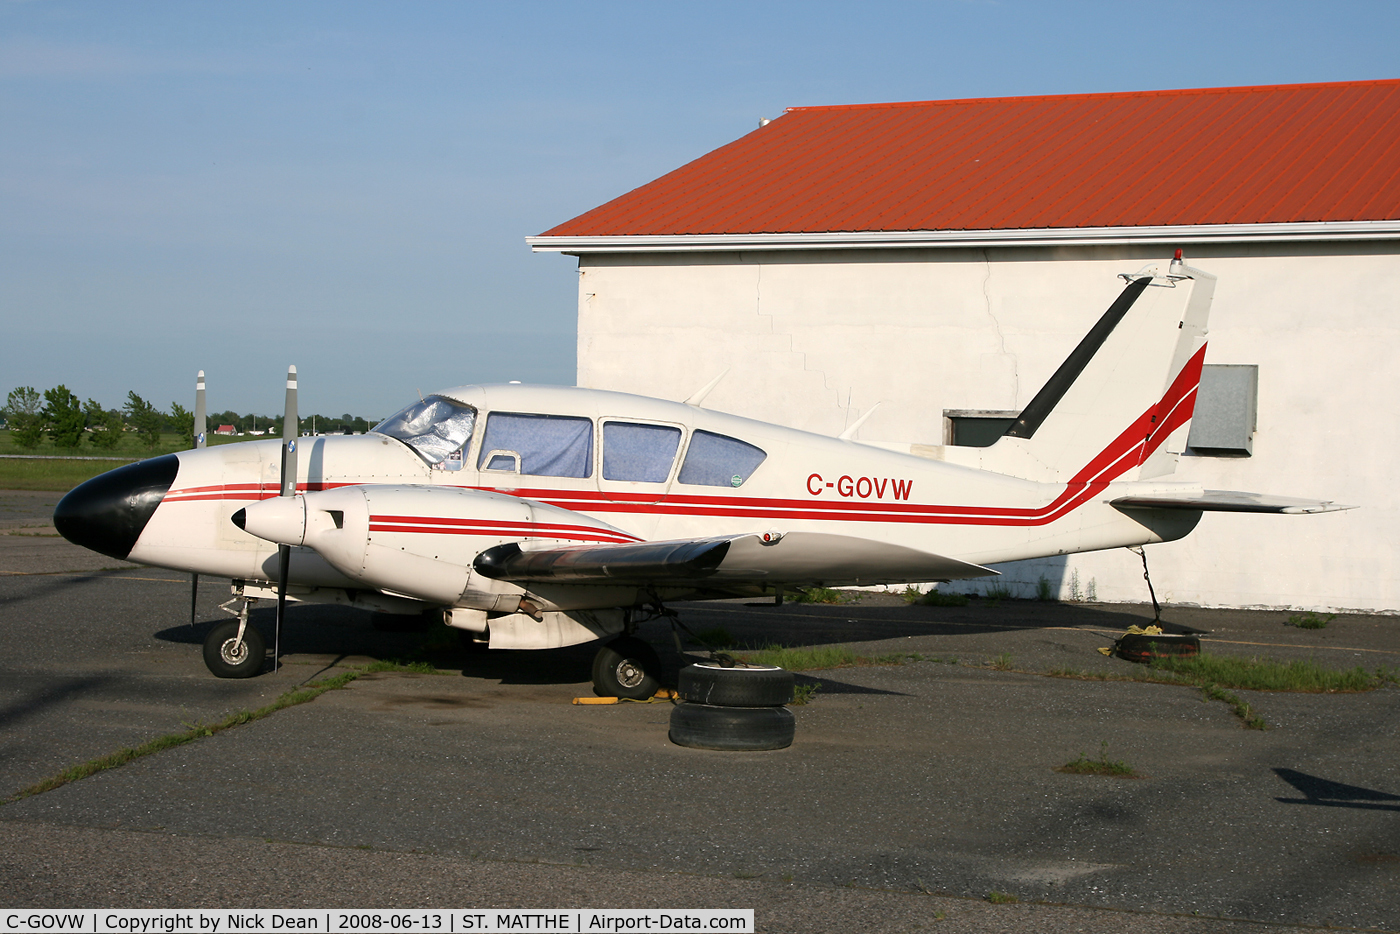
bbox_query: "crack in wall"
[982,248,1019,404]
[751,259,843,413]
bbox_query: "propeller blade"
[189,372,206,627]
[275,543,290,670]
[194,370,207,449]
[274,365,298,672]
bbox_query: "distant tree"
[42,385,86,449]
[84,398,124,450]
[124,391,164,450]
[3,386,44,449]
[169,401,195,449]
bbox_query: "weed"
[361,659,442,674]
[1086,578,1098,601]
[916,588,970,607]
[790,682,822,705]
[733,871,760,880]
[934,910,946,920]
[788,587,846,605]
[693,626,735,648]
[901,584,924,604]
[1199,682,1267,730]
[983,582,1015,601]
[986,891,1018,904]
[1058,740,1138,777]
[989,652,1014,671]
[1287,611,1336,629]
[1068,569,1083,602]
[6,672,359,803]
[1036,575,1054,602]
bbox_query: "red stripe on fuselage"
[164,350,1205,530]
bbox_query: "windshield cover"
[373,395,477,465]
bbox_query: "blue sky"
[3,1,1397,418]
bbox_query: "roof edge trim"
[529,221,1400,254]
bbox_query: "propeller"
[190,371,207,628]
[275,365,298,672]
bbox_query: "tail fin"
[985,254,1215,483]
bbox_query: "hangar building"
[530,80,1400,613]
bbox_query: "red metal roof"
[540,80,1400,237]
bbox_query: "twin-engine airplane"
[54,254,1348,696]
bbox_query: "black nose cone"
[53,454,181,560]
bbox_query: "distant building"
[215,425,236,435]
[531,80,1400,613]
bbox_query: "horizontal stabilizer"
[475,532,997,588]
[1111,490,1355,515]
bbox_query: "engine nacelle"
[237,484,640,611]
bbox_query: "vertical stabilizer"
[985,256,1215,484]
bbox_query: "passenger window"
[677,430,767,488]
[477,413,594,479]
[603,422,682,482]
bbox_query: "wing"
[1111,490,1355,515]
[473,531,997,588]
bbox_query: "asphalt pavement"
[2,492,1398,933]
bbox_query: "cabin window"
[478,412,594,478]
[373,395,477,466]
[602,422,682,482]
[677,430,767,488]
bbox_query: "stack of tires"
[670,663,796,751]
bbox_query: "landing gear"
[591,636,661,700]
[203,619,266,678]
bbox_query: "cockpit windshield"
[373,395,477,465]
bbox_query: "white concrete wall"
[573,242,1400,613]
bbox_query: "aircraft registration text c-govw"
[53,254,1350,696]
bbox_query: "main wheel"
[591,636,661,700]
[669,703,795,751]
[203,620,266,678]
[678,663,794,706]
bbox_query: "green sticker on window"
[731,475,743,487]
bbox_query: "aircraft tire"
[203,620,266,679]
[591,636,661,700]
[678,663,794,706]
[669,703,795,751]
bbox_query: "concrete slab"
[1,542,1397,931]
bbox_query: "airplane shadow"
[152,595,1174,691]
[1273,767,1400,812]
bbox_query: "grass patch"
[1199,682,1267,730]
[359,659,444,674]
[5,672,359,804]
[0,457,138,491]
[1036,575,1055,601]
[904,585,970,607]
[787,587,846,605]
[982,582,1016,602]
[790,682,821,705]
[1046,653,1390,729]
[1058,740,1138,777]
[989,652,1015,671]
[1287,611,1336,629]
[1149,654,1381,693]
[985,891,1019,904]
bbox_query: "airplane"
[52,253,1349,697]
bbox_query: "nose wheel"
[591,636,661,700]
[203,619,267,678]
[203,595,266,678]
